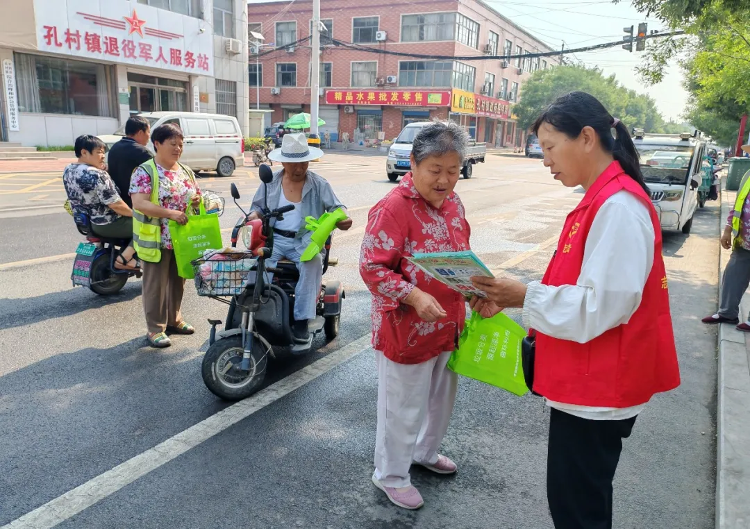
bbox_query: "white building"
[0,0,249,147]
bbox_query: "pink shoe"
[416,454,457,475]
[371,476,424,510]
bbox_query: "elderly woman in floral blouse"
[360,121,471,510]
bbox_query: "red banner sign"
[325,90,451,107]
[475,94,511,120]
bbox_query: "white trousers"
[373,350,458,488]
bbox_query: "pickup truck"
[385,122,486,182]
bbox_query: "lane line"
[28,194,50,202]
[1,334,373,529]
[0,253,77,271]
[0,205,64,213]
[0,178,60,195]
[491,235,559,274]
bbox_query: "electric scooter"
[200,164,344,401]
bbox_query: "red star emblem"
[124,9,146,37]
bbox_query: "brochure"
[405,250,494,297]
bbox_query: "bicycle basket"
[192,250,258,296]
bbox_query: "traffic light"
[622,25,633,52]
[636,23,648,52]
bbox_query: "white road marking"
[1,334,373,529]
[0,253,76,271]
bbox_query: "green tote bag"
[448,311,529,396]
[169,201,223,279]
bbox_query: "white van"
[99,112,245,177]
[634,131,705,235]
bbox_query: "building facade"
[247,0,558,147]
[0,0,249,147]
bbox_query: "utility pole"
[310,0,321,137]
[560,41,565,64]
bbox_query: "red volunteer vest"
[533,161,680,407]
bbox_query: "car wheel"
[217,157,235,177]
[681,216,693,234]
[462,161,473,179]
[387,173,399,182]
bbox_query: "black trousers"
[547,407,637,529]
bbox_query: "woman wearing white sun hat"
[246,132,352,341]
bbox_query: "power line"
[326,31,686,61]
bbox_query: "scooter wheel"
[202,335,268,401]
[324,314,340,341]
[89,252,128,296]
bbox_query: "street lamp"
[249,31,268,111]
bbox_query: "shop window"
[15,53,115,117]
[138,0,201,18]
[276,63,297,87]
[214,0,234,37]
[351,62,377,88]
[249,64,262,87]
[353,17,379,44]
[356,112,382,140]
[216,79,237,117]
[398,61,452,87]
[320,63,332,88]
[452,61,476,92]
[310,19,333,46]
[402,13,455,42]
[127,73,187,113]
[276,21,297,48]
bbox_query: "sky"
[247,0,689,122]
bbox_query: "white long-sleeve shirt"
[522,190,655,420]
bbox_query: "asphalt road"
[0,153,718,529]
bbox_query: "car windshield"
[112,116,160,136]
[637,144,695,185]
[395,126,426,144]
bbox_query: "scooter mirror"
[230,183,240,200]
[259,164,274,185]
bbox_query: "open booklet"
[405,250,494,298]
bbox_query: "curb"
[716,187,750,529]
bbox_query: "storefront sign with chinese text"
[34,0,214,76]
[452,89,510,120]
[324,90,450,107]
[3,60,20,131]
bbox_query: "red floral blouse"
[360,173,471,364]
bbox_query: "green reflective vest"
[732,171,750,249]
[132,160,196,263]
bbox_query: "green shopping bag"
[169,201,223,279]
[448,311,529,396]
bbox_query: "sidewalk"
[716,186,750,528]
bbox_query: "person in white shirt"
[470,92,680,529]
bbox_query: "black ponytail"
[531,91,649,194]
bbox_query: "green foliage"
[623,0,750,144]
[35,145,75,152]
[244,137,269,152]
[513,65,668,133]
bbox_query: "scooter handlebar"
[276,204,295,215]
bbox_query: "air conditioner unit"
[271,87,281,95]
[375,31,387,41]
[249,45,259,55]
[319,87,324,97]
[497,91,506,100]
[375,77,385,86]
[225,38,242,55]
[286,46,295,53]
[479,85,488,95]
[343,105,355,114]
[483,44,493,54]
[517,67,523,75]
[500,60,508,68]
[386,75,397,84]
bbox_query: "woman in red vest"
[471,92,681,529]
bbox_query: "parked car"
[386,122,486,182]
[264,122,286,147]
[525,134,543,158]
[99,112,245,177]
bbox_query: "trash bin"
[726,157,750,191]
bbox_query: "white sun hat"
[268,132,324,163]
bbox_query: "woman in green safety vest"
[703,143,750,332]
[130,123,202,348]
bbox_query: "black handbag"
[522,335,540,396]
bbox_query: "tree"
[620,0,750,144]
[513,65,669,133]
